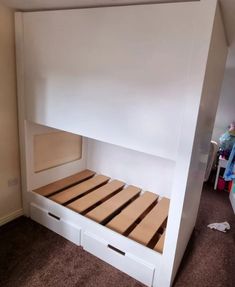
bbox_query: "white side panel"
[156,2,228,286]
[173,3,227,278]
[30,203,81,245]
[87,138,175,198]
[22,2,201,160]
[83,231,155,286]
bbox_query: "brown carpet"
[0,184,234,287]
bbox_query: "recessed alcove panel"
[34,131,82,172]
[26,121,87,191]
[87,138,175,198]
[28,121,174,198]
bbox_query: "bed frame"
[15,1,227,286]
[29,169,168,286]
[33,169,169,253]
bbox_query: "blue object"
[219,131,235,153]
[219,131,235,159]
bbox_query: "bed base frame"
[30,169,170,286]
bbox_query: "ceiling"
[0,0,195,11]
[1,0,235,67]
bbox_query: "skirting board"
[0,209,24,226]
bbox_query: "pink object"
[217,177,225,190]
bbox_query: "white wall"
[212,0,235,143]
[212,62,235,142]
[0,3,22,225]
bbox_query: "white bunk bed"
[15,1,227,286]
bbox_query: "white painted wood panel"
[22,2,200,160]
[155,2,228,286]
[83,231,155,286]
[172,3,228,279]
[87,138,174,198]
[30,203,81,245]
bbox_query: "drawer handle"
[48,212,60,221]
[107,244,125,256]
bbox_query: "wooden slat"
[49,175,110,204]
[33,169,95,197]
[67,180,125,213]
[154,230,166,253]
[106,191,158,234]
[86,186,141,223]
[128,197,170,246]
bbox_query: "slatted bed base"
[33,169,170,254]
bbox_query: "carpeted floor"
[0,184,234,287]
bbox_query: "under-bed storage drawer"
[30,203,81,245]
[83,231,155,286]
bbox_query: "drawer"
[30,203,81,245]
[83,231,155,286]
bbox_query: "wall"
[0,3,22,225]
[212,62,235,142]
[212,0,235,142]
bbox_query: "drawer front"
[30,203,81,245]
[83,231,154,286]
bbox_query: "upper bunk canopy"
[18,0,224,161]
